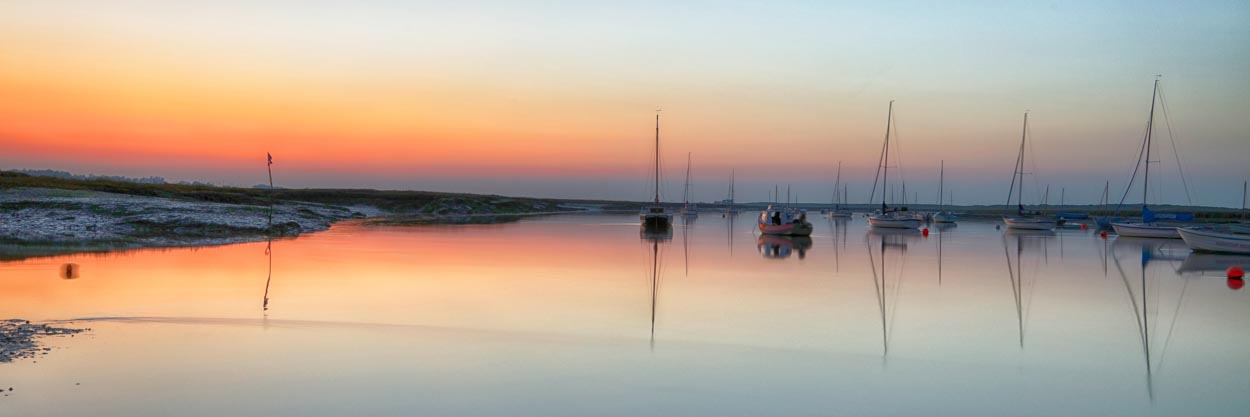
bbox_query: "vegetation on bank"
[0,171,574,216]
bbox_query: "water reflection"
[865,231,908,358]
[1180,252,1250,275]
[1001,232,1035,348]
[756,235,812,260]
[828,217,849,272]
[1111,236,1193,401]
[262,238,273,312]
[60,263,79,280]
[642,225,671,350]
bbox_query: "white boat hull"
[1112,222,1180,239]
[868,216,922,229]
[1004,217,1056,230]
[1178,227,1250,255]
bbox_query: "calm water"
[2,213,1249,416]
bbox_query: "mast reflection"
[865,231,908,358]
[641,227,672,350]
[1111,236,1192,402]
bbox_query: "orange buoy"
[1228,278,1244,290]
[922,228,929,237]
[1230,266,1245,279]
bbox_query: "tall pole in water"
[654,113,661,205]
[882,100,893,211]
[1143,78,1159,211]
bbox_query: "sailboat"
[828,162,852,218]
[1178,181,1248,253]
[722,169,736,216]
[1002,112,1058,230]
[1112,78,1194,239]
[932,160,957,223]
[867,100,923,229]
[679,153,698,218]
[640,112,673,230]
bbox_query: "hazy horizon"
[3,1,1247,206]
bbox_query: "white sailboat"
[680,152,698,218]
[640,112,673,230]
[867,100,923,229]
[1003,111,1057,230]
[721,169,736,216]
[828,161,852,218]
[1112,78,1192,239]
[932,160,957,224]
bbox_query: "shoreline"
[0,186,591,261]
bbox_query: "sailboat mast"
[834,161,843,207]
[1143,78,1159,208]
[882,100,894,211]
[683,152,692,206]
[1017,112,1029,209]
[654,113,661,205]
[939,160,945,211]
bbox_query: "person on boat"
[772,211,782,225]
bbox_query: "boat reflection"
[829,217,849,272]
[725,212,735,257]
[865,231,908,358]
[1111,234,1192,401]
[868,227,920,249]
[641,225,671,350]
[1179,252,1250,275]
[1000,233,1032,348]
[640,227,674,242]
[756,235,812,260]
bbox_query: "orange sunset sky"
[2,1,1248,206]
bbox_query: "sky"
[1,0,1248,207]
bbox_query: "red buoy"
[1230,266,1245,280]
[1080,223,1087,230]
[1228,278,1244,290]
[1100,231,1108,239]
[922,228,929,237]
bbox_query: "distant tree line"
[5,169,220,187]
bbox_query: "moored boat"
[1112,222,1180,239]
[1178,226,1250,255]
[869,213,924,229]
[758,205,814,236]
[1003,216,1058,230]
[932,160,957,224]
[865,100,922,230]
[1001,111,1056,231]
[640,113,672,230]
[1107,77,1195,239]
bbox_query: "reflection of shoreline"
[757,235,812,259]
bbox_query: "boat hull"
[827,211,852,218]
[1112,222,1180,239]
[868,216,922,229]
[758,221,814,236]
[640,213,673,229]
[1004,217,1057,230]
[1178,227,1250,255]
[932,213,957,223]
